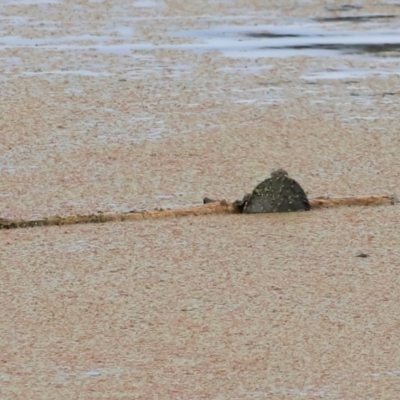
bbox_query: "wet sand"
[1,0,400,398]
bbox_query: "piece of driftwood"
[309,195,397,209]
[0,195,396,230]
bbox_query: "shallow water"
[2,3,400,399]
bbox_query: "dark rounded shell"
[243,175,310,214]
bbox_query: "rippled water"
[1,1,400,73]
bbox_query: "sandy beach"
[1,0,400,398]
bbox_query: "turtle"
[233,168,310,213]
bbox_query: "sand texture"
[1,0,400,399]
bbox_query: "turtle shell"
[243,175,310,214]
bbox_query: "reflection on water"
[179,24,400,58]
[315,14,397,22]
[326,4,363,12]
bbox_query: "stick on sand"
[0,195,397,230]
